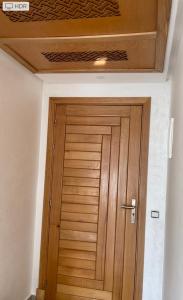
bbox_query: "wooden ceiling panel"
[0,0,157,38]
[0,0,171,72]
[0,34,156,72]
[1,0,121,22]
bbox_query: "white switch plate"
[151,211,160,219]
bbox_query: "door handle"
[120,199,137,224]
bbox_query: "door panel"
[44,104,144,300]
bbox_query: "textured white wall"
[163,2,183,300]
[0,50,43,300]
[32,82,170,300]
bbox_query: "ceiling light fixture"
[94,57,107,66]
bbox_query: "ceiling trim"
[155,0,172,71]
[0,43,38,72]
[0,32,157,42]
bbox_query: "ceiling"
[0,0,171,73]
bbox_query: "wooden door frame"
[36,97,151,300]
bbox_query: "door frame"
[37,97,151,300]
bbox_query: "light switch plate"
[151,211,160,218]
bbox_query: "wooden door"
[38,99,150,300]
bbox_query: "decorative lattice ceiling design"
[41,50,128,63]
[1,0,120,22]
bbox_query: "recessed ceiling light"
[94,57,107,66]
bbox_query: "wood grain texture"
[0,0,157,39]
[121,107,142,300]
[66,105,130,117]
[36,288,45,300]
[0,34,157,73]
[65,151,101,161]
[1,0,121,22]
[0,43,37,73]
[57,275,103,290]
[62,203,98,214]
[60,240,97,252]
[104,126,120,291]
[96,135,111,280]
[64,168,100,179]
[67,116,120,126]
[64,160,100,170]
[61,212,98,223]
[57,284,112,300]
[113,118,130,300]
[60,230,97,242]
[155,0,171,71]
[62,195,99,205]
[58,266,95,279]
[59,257,96,270]
[63,186,99,196]
[45,105,66,300]
[59,249,96,261]
[63,177,100,187]
[66,134,102,143]
[65,143,101,152]
[66,125,111,135]
[56,293,95,300]
[38,101,55,290]
[61,221,98,233]
[52,98,150,106]
[134,100,151,300]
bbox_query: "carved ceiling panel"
[42,50,128,63]
[1,0,120,22]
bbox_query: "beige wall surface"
[163,3,183,300]
[0,50,43,300]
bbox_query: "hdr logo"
[2,2,29,11]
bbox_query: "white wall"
[32,81,171,300]
[0,50,43,300]
[163,2,183,300]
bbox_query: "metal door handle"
[120,199,137,224]
[120,205,135,209]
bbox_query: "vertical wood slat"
[113,118,130,300]
[96,135,111,280]
[36,288,45,300]
[104,126,120,291]
[134,101,151,300]
[121,107,142,300]
[38,102,55,290]
[45,105,66,300]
